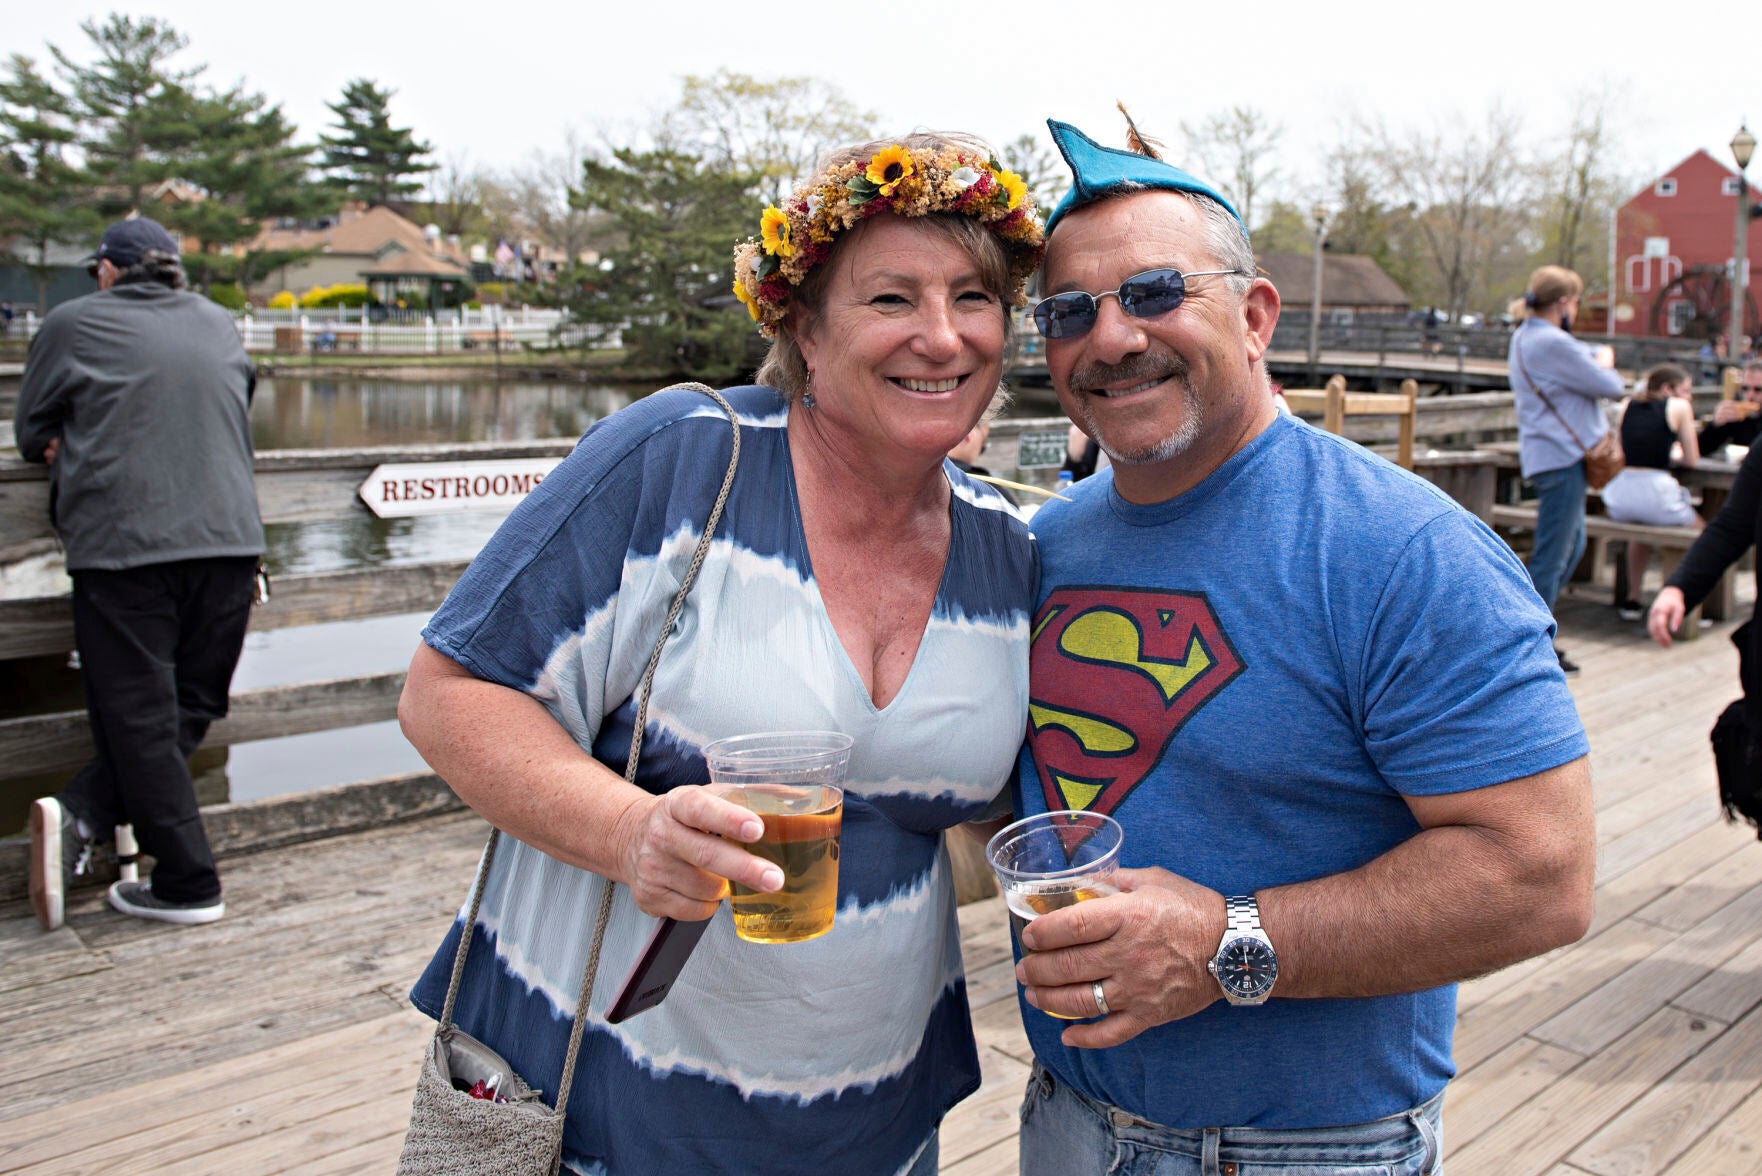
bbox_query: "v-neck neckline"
[781,424,957,716]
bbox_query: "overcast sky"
[12,1,1759,204]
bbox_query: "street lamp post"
[1308,204,1328,383]
[1729,124,1756,362]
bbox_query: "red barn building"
[1613,149,1761,339]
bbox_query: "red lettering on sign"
[472,476,490,496]
[382,481,399,501]
[403,479,418,501]
[510,474,533,493]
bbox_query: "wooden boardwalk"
[2,586,1760,1174]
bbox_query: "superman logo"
[1028,587,1245,822]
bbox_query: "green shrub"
[207,282,247,311]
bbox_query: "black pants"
[59,557,257,903]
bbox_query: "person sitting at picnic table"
[1701,360,1762,454]
[1603,363,1702,620]
[395,133,1043,1176]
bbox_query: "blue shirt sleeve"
[1357,509,1589,793]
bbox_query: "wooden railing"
[0,400,1549,897]
[0,442,578,899]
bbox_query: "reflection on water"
[252,377,640,450]
[253,376,643,576]
[1,377,645,836]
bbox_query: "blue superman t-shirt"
[1014,411,1587,1129]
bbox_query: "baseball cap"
[83,217,180,269]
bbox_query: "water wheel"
[1649,264,1758,339]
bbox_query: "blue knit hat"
[1043,119,1243,235]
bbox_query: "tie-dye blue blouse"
[409,384,1034,1176]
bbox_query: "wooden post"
[1323,374,1347,436]
[1398,378,1418,470]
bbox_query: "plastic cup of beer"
[986,810,1124,1018]
[704,731,852,945]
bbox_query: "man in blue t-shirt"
[1009,119,1596,1176]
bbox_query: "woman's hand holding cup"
[615,786,784,921]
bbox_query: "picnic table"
[1481,443,1744,626]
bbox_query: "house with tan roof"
[253,204,473,305]
[1254,252,1410,321]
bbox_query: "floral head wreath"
[732,142,1046,338]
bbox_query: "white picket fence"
[3,305,608,354]
[235,307,602,355]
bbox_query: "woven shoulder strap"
[1513,334,1594,454]
[437,383,742,1118]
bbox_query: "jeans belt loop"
[1201,1126,1222,1176]
[1409,1100,1442,1175]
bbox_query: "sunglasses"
[1034,268,1250,340]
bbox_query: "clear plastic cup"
[986,810,1124,1018]
[703,731,853,944]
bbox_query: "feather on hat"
[1043,114,1243,235]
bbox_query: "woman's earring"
[802,369,817,409]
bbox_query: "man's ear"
[1241,277,1281,365]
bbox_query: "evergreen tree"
[563,147,761,376]
[318,78,434,207]
[52,14,198,213]
[0,55,94,313]
[163,86,324,293]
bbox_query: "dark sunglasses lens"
[1118,270,1187,318]
[1035,293,1097,339]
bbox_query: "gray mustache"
[1071,349,1189,394]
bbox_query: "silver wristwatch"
[1207,894,1279,1006]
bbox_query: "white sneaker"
[107,881,224,926]
[29,798,100,932]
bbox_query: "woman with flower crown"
[399,132,1044,1175]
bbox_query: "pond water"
[1,376,649,836]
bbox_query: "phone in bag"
[605,916,712,1024]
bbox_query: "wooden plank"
[1452,916,1676,1071]
[1568,1005,1762,1176]
[1594,796,1723,887]
[1445,1035,1582,1149]
[1530,878,1762,1056]
[1658,1082,1762,1175]
[151,1088,419,1176]
[0,561,467,662]
[1671,928,1762,1025]
[0,670,405,778]
[0,916,112,994]
[941,1137,1018,1176]
[1631,843,1762,933]
[1446,1007,1723,1176]
[0,770,465,905]
[1460,823,1756,1017]
[0,1011,428,1173]
[939,1045,1032,1169]
[948,831,1000,905]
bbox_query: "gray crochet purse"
[397,385,740,1175]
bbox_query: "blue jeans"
[1017,1063,1442,1176]
[1527,461,1587,613]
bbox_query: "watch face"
[1216,936,1278,1000]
